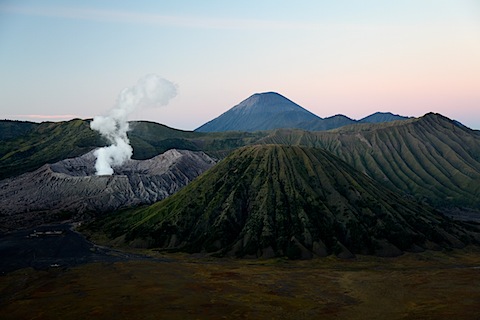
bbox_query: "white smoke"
[90,74,177,175]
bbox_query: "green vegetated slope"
[91,145,478,259]
[128,121,266,160]
[0,120,38,140]
[0,119,105,179]
[258,113,480,209]
[0,119,266,179]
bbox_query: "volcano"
[195,92,323,132]
[0,149,216,231]
[94,145,478,258]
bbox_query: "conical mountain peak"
[231,92,311,114]
[195,92,321,132]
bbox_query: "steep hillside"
[0,149,216,231]
[195,92,322,132]
[258,113,480,210]
[91,145,478,259]
[0,120,38,141]
[128,121,266,159]
[0,119,105,179]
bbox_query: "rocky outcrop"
[0,149,216,231]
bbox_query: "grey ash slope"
[94,145,479,259]
[0,149,216,231]
[195,92,322,132]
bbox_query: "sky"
[0,0,479,130]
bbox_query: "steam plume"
[90,74,177,175]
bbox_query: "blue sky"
[1,0,479,129]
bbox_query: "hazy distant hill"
[301,114,357,131]
[91,145,478,258]
[359,112,409,123]
[195,92,322,132]
[195,92,408,132]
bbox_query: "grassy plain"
[1,248,480,319]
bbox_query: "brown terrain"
[1,247,480,319]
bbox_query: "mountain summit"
[195,92,409,132]
[195,92,321,132]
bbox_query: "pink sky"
[1,1,479,129]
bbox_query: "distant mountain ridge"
[360,111,411,123]
[195,92,409,132]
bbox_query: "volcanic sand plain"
[1,247,480,320]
